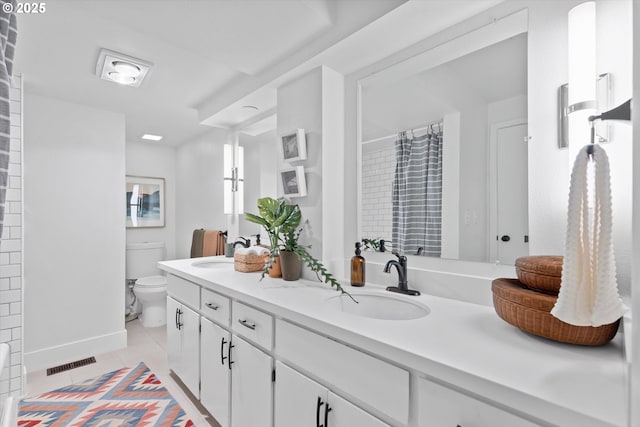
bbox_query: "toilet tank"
[126,242,165,280]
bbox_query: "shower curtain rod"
[361,119,443,145]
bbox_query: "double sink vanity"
[159,256,627,427]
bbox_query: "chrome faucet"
[233,237,250,248]
[384,252,420,296]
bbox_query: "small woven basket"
[515,255,563,294]
[492,278,619,346]
[234,252,265,273]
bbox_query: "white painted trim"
[356,80,363,246]
[24,329,127,373]
[321,66,345,277]
[630,3,640,426]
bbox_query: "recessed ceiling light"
[107,72,136,85]
[112,61,141,77]
[96,48,152,88]
[141,134,163,141]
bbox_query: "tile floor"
[25,319,217,426]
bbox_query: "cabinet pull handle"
[316,396,323,427]
[220,338,227,365]
[324,402,332,427]
[238,319,256,330]
[177,309,183,330]
[228,342,235,370]
[175,308,179,329]
[205,302,219,311]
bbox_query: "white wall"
[0,75,23,399]
[277,68,324,269]
[527,0,632,296]
[23,93,126,371]
[175,129,228,259]
[458,102,489,261]
[126,141,177,261]
[277,66,345,278]
[595,0,633,296]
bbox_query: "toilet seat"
[134,275,167,289]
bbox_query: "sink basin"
[192,260,233,269]
[326,291,429,320]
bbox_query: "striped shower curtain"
[0,1,16,240]
[392,129,443,256]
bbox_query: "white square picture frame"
[279,128,307,162]
[280,166,307,197]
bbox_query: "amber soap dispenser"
[351,242,365,287]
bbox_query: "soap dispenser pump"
[351,242,365,287]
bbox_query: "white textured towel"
[235,246,270,256]
[551,144,624,326]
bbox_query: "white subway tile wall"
[361,145,394,245]
[0,75,22,399]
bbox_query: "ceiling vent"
[96,48,152,88]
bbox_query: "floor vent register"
[46,356,97,376]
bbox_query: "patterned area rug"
[18,362,194,426]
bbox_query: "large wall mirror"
[358,10,528,265]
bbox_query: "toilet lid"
[135,275,167,288]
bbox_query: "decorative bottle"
[351,242,365,287]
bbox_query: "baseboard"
[24,329,127,373]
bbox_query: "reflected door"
[491,121,529,265]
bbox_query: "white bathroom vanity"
[159,256,627,427]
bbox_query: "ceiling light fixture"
[113,61,141,77]
[108,72,136,85]
[141,134,163,141]
[96,48,152,88]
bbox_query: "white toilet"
[126,242,168,327]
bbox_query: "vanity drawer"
[418,378,539,427]
[232,301,273,351]
[166,274,200,310]
[200,288,230,326]
[275,319,409,426]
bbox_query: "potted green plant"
[279,220,306,281]
[244,197,293,278]
[245,197,355,300]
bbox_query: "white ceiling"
[14,0,503,146]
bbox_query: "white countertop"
[159,256,628,427]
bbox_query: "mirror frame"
[356,8,528,268]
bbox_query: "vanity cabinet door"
[179,304,200,398]
[231,336,273,427]
[418,378,540,427]
[274,362,390,427]
[328,391,390,427]
[201,317,231,427]
[274,361,327,427]
[166,296,200,399]
[166,297,181,375]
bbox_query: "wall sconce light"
[224,144,244,215]
[558,1,601,150]
[558,1,632,150]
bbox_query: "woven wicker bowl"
[515,256,563,294]
[234,252,265,273]
[492,278,619,346]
